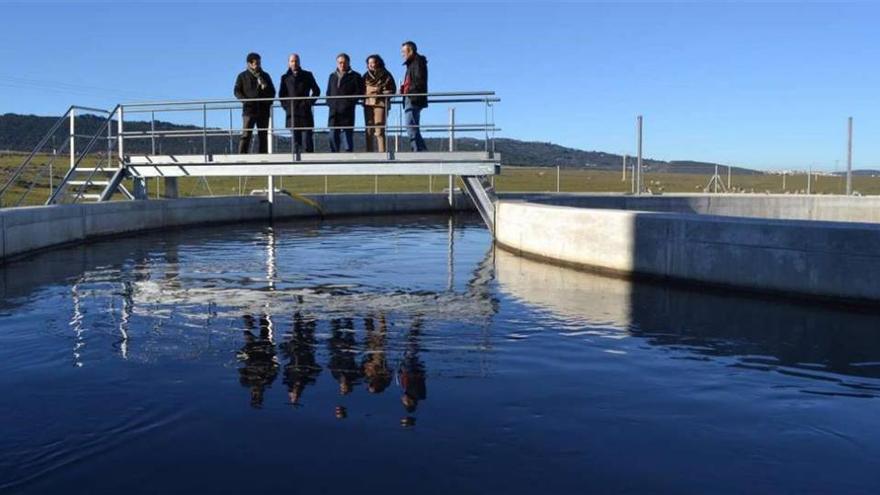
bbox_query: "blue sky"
[0,1,877,170]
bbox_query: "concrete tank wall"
[0,193,468,262]
[495,199,880,304]
[515,193,880,224]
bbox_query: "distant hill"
[832,170,880,177]
[0,112,760,174]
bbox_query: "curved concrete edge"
[495,199,880,304]
[505,193,880,224]
[0,193,472,263]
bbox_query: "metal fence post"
[631,162,636,194]
[846,116,853,195]
[807,164,812,195]
[636,115,643,195]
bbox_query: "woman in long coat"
[363,54,396,153]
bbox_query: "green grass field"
[1,153,877,208]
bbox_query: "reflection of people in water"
[237,314,279,408]
[280,312,322,405]
[328,318,363,395]
[398,318,427,424]
[362,314,392,394]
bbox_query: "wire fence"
[5,154,880,207]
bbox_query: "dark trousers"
[293,130,314,153]
[330,129,354,152]
[286,113,315,153]
[239,114,269,154]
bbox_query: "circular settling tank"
[1,213,879,493]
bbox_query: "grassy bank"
[1,154,878,207]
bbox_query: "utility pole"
[846,116,853,195]
[622,153,627,182]
[727,165,731,190]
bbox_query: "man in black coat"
[234,52,276,154]
[279,53,321,153]
[326,53,364,152]
[400,41,428,152]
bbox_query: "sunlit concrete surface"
[495,198,880,304]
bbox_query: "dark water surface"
[1,214,879,494]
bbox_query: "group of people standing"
[233,41,429,155]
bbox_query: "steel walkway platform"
[5,91,501,233]
[126,151,500,177]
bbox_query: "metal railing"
[47,105,123,205]
[117,91,500,159]
[0,105,115,207]
[1,92,500,206]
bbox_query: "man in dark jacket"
[279,53,321,153]
[234,52,276,154]
[326,53,364,152]
[400,41,428,152]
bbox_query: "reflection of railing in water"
[62,218,497,366]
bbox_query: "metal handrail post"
[107,107,112,168]
[202,103,208,163]
[396,101,401,153]
[290,101,297,162]
[267,107,274,204]
[150,111,156,155]
[228,108,234,153]
[448,107,455,206]
[69,108,76,171]
[484,98,489,152]
[490,101,496,157]
[117,106,124,167]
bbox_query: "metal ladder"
[52,163,131,204]
[47,105,133,205]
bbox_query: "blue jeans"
[330,129,353,152]
[404,103,427,152]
